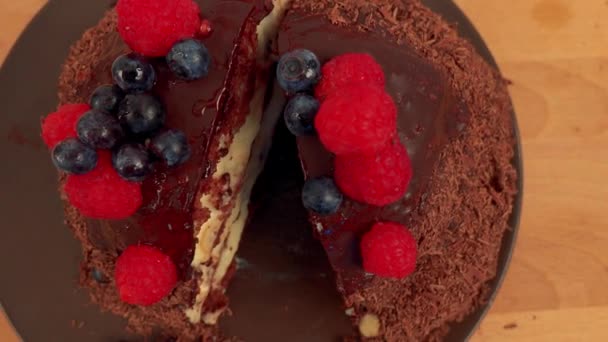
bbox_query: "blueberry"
[118,94,166,135]
[112,143,153,182]
[301,177,343,215]
[284,94,319,136]
[90,84,125,113]
[166,39,211,81]
[277,49,321,93]
[77,110,124,149]
[112,53,156,93]
[149,129,191,167]
[52,138,98,174]
[91,268,109,283]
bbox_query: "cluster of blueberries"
[53,39,212,181]
[276,49,343,216]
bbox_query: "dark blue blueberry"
[301,177,343,215]
[90,84,125,113]
[77,110,124,149]
[117,94,166,135]
[112,143,153,182]
[111,53,156,93]
[52,138,98,174]
[277,49,321,93]
[90,268,109,283]
[149,129,191,167]
[166,39,211,81]
[284,93,319,136]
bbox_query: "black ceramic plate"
[0,1,523,341]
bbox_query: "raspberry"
[315,53,385,101]
[41,104,90,149]
[115,245,178,306]
[117,0,201,57]
[315,85,397,155]
[360,222,417,279]
[65,151,143,219]
[334,140,412,206]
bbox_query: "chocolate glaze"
[278,14,470,294]
[82,0,265,277]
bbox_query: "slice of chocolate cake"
[49,0,292,339]
[277,0,517,340]
[40,0,518,341]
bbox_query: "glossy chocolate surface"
[279,15,470,294]
[84,0,264,276]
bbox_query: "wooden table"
[2,0,607,341]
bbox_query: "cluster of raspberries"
[313,54,418,279]
[314,53,413,207]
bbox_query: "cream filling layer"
[202,80,287,324]
[185,0,291,324]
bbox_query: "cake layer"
[279,0,518,340]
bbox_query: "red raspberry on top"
[334,140,412,206]
[360,222,417,279]
[115,245,178,306]
[117,0,201,57]
[315,84,397,155]
[41,103,90,149]
[65,151,143,219]
[315,53,385,101]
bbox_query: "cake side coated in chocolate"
[280,0,517,340]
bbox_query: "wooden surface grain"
[1,0,607,341]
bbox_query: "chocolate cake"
[42,0,517,341]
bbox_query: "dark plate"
[0,1,523,341]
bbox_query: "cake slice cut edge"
[185,0,293,324]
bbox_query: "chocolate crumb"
[504,322,518,330]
